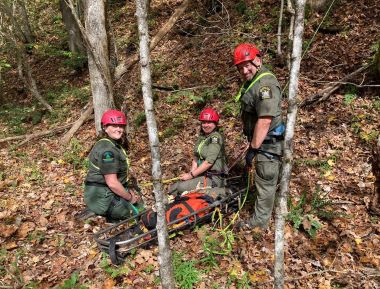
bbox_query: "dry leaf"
[102,278,115,289]
[17,222,36,238]
[0,224,18,238]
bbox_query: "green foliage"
[343,93,356,106]
[288,187,338,238]
[229,272,252,289]
[63,138,87,170]
[222,101,239,117]
[134,111,146,127]
[0,105,35,135]
[99,253,130,278]
[55,272,88,289]
[36,44,87,70]
[373,97,380,111]
[173,252,201,289]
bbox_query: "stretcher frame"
[93,176,245,264]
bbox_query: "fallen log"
[0,123,73,145]
[300,64,371,107]
[114,0,190,82]
[61,102,94,145]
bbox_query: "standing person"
[84,109,143,222]
[169,108,227,196]
[233,43,284,229]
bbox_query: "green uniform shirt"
[85,138,129,185]
[238,67,283,142]
[193,130,227,173]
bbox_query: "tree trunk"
[59,0,85,54]
[286,0,295,71]
[135,0,175,288]
[16,0,34,43]
[274,0,306,288]
[84,0,114,134]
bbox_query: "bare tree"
[59,0,85,54]
[0,1,52,112]
[274,0,306,288]
[64,0,115,133]
[135,0,175,288]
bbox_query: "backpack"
[141,192,215,230]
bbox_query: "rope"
[140,177,180,187]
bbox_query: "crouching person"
[84,109,143,222]
[169,108,228,197]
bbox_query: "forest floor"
[0,0,379,288]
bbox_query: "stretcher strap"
[109,237,122,265]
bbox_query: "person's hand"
[245,147,257,166]
[180,173,193,181]
[128,190,140,204]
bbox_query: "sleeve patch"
[259,86,272,100]
[102,151,115,163]
[211,136,219,144]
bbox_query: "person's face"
[237,59,259,81]
[104,124,125,140]
[201,121,217,135]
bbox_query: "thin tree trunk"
[274,0,306,288]
[287,0,295,71]
[14,44,53,112]
[83,0,114,134]
[15,0,34,43]
[135,0,175,288]
[277,0,284,56]
[59,0,85,53]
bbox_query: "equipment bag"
[141,192,215,230]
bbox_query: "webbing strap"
[235,72,275,102]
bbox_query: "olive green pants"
[169,175,224,196]
[84,185,142,221]
[249,153,281,228]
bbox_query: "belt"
[262,135,284,144]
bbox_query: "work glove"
[245,147,256,167]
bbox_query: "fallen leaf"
[0,224,18,238]
[17,222,36,238]
[102,278,115,289]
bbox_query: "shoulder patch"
[102,151,115,163]
[259,86,272,100]
[211,136,219,144]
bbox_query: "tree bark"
[83,0,115,134]
[287,0,295,71]
[114,0,190,82]
[277,0,285,56]
[274,1,306,288]
[59,0,85,54]
[135,0,175,288]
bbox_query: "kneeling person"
[84,109,143,222]
[170,108,227,196]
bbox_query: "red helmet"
[101,109,127,126]
[233,43,260,65]
[199,108,220,123]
